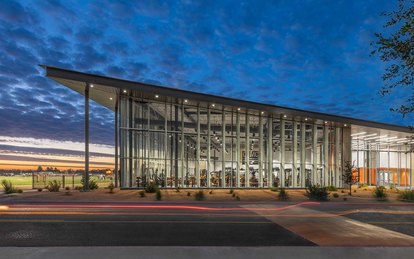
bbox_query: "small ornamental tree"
[343,161,359,195]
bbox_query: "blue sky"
[0,0,412,169]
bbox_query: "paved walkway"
[244,204,414,246]
[1,247,414,259]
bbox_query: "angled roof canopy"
[42,65,413,135]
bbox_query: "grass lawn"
[0,175,112,189]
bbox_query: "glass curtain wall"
[119,95,345,188]
[352,140,412,188]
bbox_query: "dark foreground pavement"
[2,246,414,259]
[0,203,313,246]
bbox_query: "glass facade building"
[45,66,414,189]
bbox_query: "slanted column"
[267,117,273,188]
[280,118,285,187]
[300,122,306,188]
[83,83,90,191]
[323,124,329,186]
[245,113,250,188]
[221,109,226,187]
[312,124,318,185]
[236,111,240,188]
[196,106,200,187]
[292,121,298,188]
[259,115,263,187]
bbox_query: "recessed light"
[344,124,347,127]
[211,104,215,107]
[237,108,241,111]
[109,97,113,100]
[325,121,328,124]
[305,118,308,121]
[184,99,188,103]
[155,95,159,98]
[123,90,127,93]
[283,115,287,118]
[261,111,264,114]
[90,84,94,88]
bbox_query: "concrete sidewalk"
[1,247,413,259]
[244,204,414,246]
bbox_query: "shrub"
[89,179,99,190]
[333,193,339,198]
[278,188,289,201]
[47,180,61,192]
[17,189,23,193]
[108,182,115,193]
[209,190,213,194]
[156,190,162,201]
[327,186,337,191]
[37,188,43,192]
[74,186,82,191]
[361,183,368,188]
[138,190,146,197]
[341,190,345,193]
[236,195,240,201]
[175,187,180,192]
[232,192,236,197]
[1,180,17,194]
[306,185,329,201]
[374,186,387,200]
[195,191,205,201]
[187,192,191,196]
[270,187,279,192]
[353,189,356,193]
[399,190,414,201]
[229,189,234,194]
[65,186,71,195]
[145,182,159,193]
[343,197,348,201]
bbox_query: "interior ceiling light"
[305,118,308,121]
[211,104,215,107]
[155,95,159,98]
[283,115,287,118]
[184,99,188,103]
[123,90,127,93]
[350,132,367,137]
[261,111,264,114]
[362,133,378,138]
[90,84,94,88]
[364,136,381,141]
[237,108,241,111]
[344,124,347,127]
[109,97,113,100]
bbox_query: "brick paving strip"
[242,204,414,246]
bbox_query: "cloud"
[0,0,411,164]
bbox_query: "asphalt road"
[0,203,315,246]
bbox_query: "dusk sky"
[0,0,412,170]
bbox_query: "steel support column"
[114,93,119,188]
[280,118,285,187]
[300,122,306,188]
[292,121,298,188]
[83,83,90,191]
[245,113,250,188]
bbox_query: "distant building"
[44,66,414,189]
